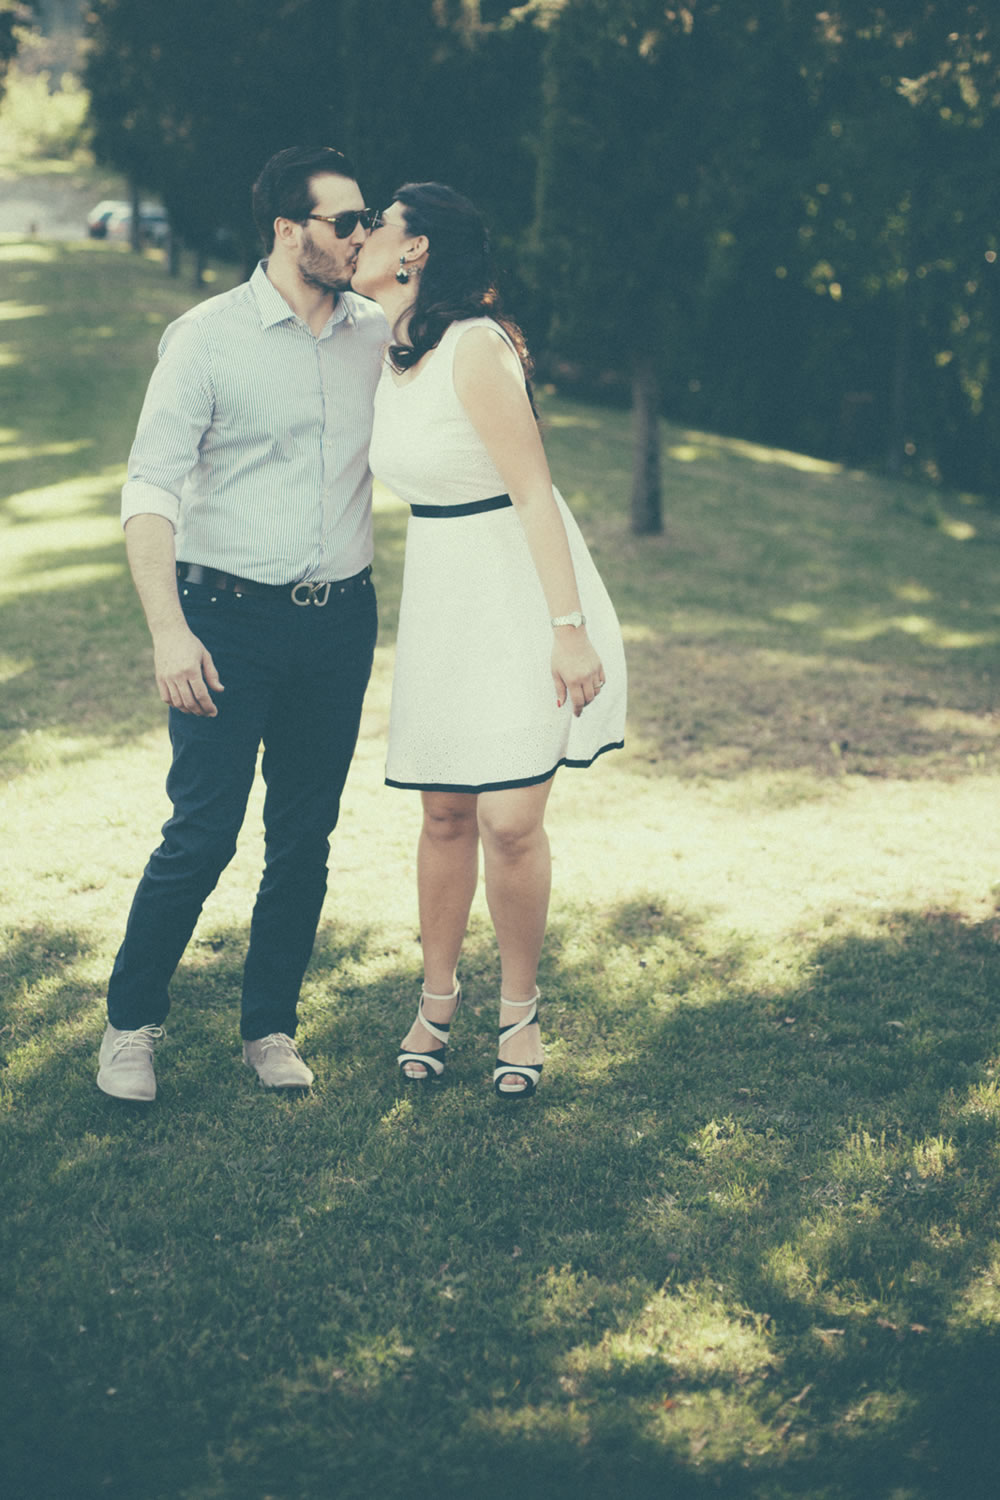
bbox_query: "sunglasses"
[305,208,381,238]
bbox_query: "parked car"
[86,199,170,246]
[86,199,128,238]
[106,203,170,246]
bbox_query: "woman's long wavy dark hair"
[388,182,533,392]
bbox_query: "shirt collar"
[252,261,354,336]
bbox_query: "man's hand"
[123,515,225,717]
[153,624,224,716]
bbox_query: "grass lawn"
[2,235,1000,1500]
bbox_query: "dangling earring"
[396,256,410,284]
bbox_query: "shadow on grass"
[0,923,99,1047]
[2,901,1000,1498]
[558,431,1000,781]
[0,514,411,776]
[0,560,166,766]
[622,629,1000,782]
[3,549,998,788]
[0,242,239,516]
[0,446,115,511]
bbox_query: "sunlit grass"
[0,238,62,261]
[0,436,96,463]
[3,236,1000,1499]
[668,433,844,475]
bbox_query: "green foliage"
[0,2,33,85]
[0,59,89,160]
[83,1,540,272]
[534,1,1000,494]
[77,1,1000,498]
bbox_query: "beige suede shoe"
[97,1023,163,1101]
[243,1033,314,1088]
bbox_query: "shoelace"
[256,1032,300,1057]
[112,1024,164,1056]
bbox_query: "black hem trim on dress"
[384,739,625,794]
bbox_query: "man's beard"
[298,231,352,294]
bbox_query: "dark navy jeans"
[107,572,377,1039]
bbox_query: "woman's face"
[352,201,413,297]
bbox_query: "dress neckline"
[384,317,495,391]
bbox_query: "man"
[97,146,388,1101]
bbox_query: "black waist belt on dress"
[409,494,512,518]
[176,562,371,606]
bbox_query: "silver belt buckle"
[291,580,331,607]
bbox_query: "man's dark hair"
[252,146,358,252]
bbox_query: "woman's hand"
[552,629,606,717]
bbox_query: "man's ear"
[273,215,299,246]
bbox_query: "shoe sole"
[244,1065,313,1089]
[96,1073,155,1102]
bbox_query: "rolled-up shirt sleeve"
[120,320,215,530]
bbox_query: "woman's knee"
[422,794,479,845]
[477,783,551,862]
[478,809,545,863]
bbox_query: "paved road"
[0,169,122,238]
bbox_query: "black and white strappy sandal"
[397,985,461,1083]
[493,992,544,1098]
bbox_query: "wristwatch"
[551,611,586,629]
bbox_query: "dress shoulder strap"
[444,317,523,387]
[445,316,516,352]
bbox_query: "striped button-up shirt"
[121,263,389,584]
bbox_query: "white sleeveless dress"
[369,317,627,793]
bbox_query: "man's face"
[295,173,369,294]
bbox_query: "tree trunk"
[630,352,663,534]
[885,266,911,476]
[886,178,919,476]
[167,231,182,278]
[128,177,142,254]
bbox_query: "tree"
[81,0,999,493]
[84,2,538,284]
[535,0,794,534]
[0,2,35,99]
[85,0,348,273]
[336,0,542,316]
[785,3,1000,486]
[534,1,999,506]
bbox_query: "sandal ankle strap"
[499,990,540,1008]
[497,991,540,1043]
[414,984,461,1048]
[421,985,460,1002]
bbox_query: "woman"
[352,184,626,1097]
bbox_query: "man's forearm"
[124,513,185,638]
[124,514,223,717]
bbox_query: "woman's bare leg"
[478,778,553,1086]
[399,790,479,1076]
